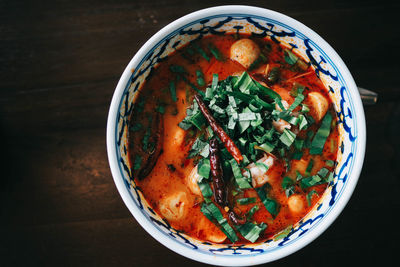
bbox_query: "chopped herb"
[188,138,208,158]
[300,175,322,189]
[284,49,298,65]
[197,158,211,179]
[196,70,205,86]
[193,43,210,61]
[155,105,165,114]
[208,43,224,61]
[274,225,292,241]
[198,180,213,203]
[169,81,177,102]
[279,129,296,147]
[282,176,295,197]
[133,155,142,170]
[326,160,335,167]
[237,197,256,205]
[305,159,314,176]
[317,167,330,178]
[130,123,142,132]
[201,203,238,242]
[306,190,318,206]
[169,64,186,74]
[310,112,333,155]
[230,158,252,189]
[236,222,267,243]
[255,162,269,173]
[247,205,259,220]
[256,185,280,218]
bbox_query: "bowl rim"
[106,5,366,266]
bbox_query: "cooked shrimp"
[186,165,202,196]
[158,191,189,221]
[272,100,291,133]
[230,39,260,69]
[307,92,329,122]
[243,154,275,188]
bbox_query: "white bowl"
[106,5,366,266]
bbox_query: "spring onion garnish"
[279,129,296,147]
[236,222,267,243]
[247,205,259,220]
[197,158,211,179]
[198,180,213,203]
[155,105,165,114]
[193,43,210,61]
[256,185,280,218]
[306,190,318,206]
[169,81,177,102]
[201,202,238,242]
[310,112,333,155]
[305,159,314,176]
[230,158,252,189]
[208,43,224,61]
[284,49,298,65]
[282,176,295,197]
[274,225,292,241]
[196,70,205,86]
[326,160,335,167]
[187,138,208,158]
[130,123,142,132]
[300,175,322,189]
[133,155,142,170]
[237,197,256,205]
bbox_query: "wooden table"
[1,1,398,266]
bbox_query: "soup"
[127,34,338,244]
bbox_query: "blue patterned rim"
[107,6,366,266]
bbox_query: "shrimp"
[307,92,329,122]
[243,154,275,188]
[230,39,260,69]
[196,216,227,243]
[186,165,202,196]
[158,191,189,222]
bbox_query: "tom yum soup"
[128,34,338,244]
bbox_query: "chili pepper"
[209,138,227,206]
[194,94,243,163]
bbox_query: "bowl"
[106,5,366,266]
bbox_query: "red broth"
[128,34,338,244]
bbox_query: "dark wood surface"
[1,0,399,266]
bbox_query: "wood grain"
[1,0,398,266]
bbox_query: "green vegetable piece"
[326,160,335,167]
[155,105,165,114]
[306,190,319,206]
[305,159,314,176]
[169,81,177,102]
[197,158,211,179]
[196,70,205,87]
[292,151,303,160]
[193,43,210,61]
[267,67,280,83]
[279,129,296,147]
[298,114,308,130]
[256,185,280,218]
[300,175,322,189]
[236,222,267,243]
[201,203,238,243]
[130,123,142,132]
[133,155,142,170]
[230,158,252,189]
[255,162,269,173]
[189,111,206,130]
[310,112,333,155]
[237,197,256,205]
[208,43,224,61]
[169,64,187,74]
[198,180,213,203]
[317,167,329,178]
[247,205,259,220]
[284,49,298,65]
[233,72,255,94]
[282,176,295,197]
[188,138,208,158]
[274,225,292,241]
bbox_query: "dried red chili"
[194,94,243,163]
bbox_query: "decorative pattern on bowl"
[107,6,365,266]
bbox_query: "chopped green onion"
[274,225,292,241]
[189,111,205,130]
[196,70,205,86]
[198,180,213,203]
[306,190,318,206]
[236,222,267,243]
[155,105,165,114]
[201,203,238,242]
[305,159,314,176]
[197,158,211,179]
[279,129,296,147]
[230,158,252,189]
[169,64,186,74]
[247,205,259,220]
[317,167,329,178]
[298,114,308,130]
[284,49,298,65]
[300,175,322,189]
[326,160,335,167]
[310,112,333,155]
[133,155,142,170]
[292,151,303,160]
[130,123,142,132]
[188,138,208,158]
[282,176,295,197]
[256,185,280,218]
[169,81,177,102]
[237,197,256,205]
[208,43,224,61]
[193,43,210,61]
[255,162,269,173]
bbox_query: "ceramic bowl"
[106,5,366,266]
